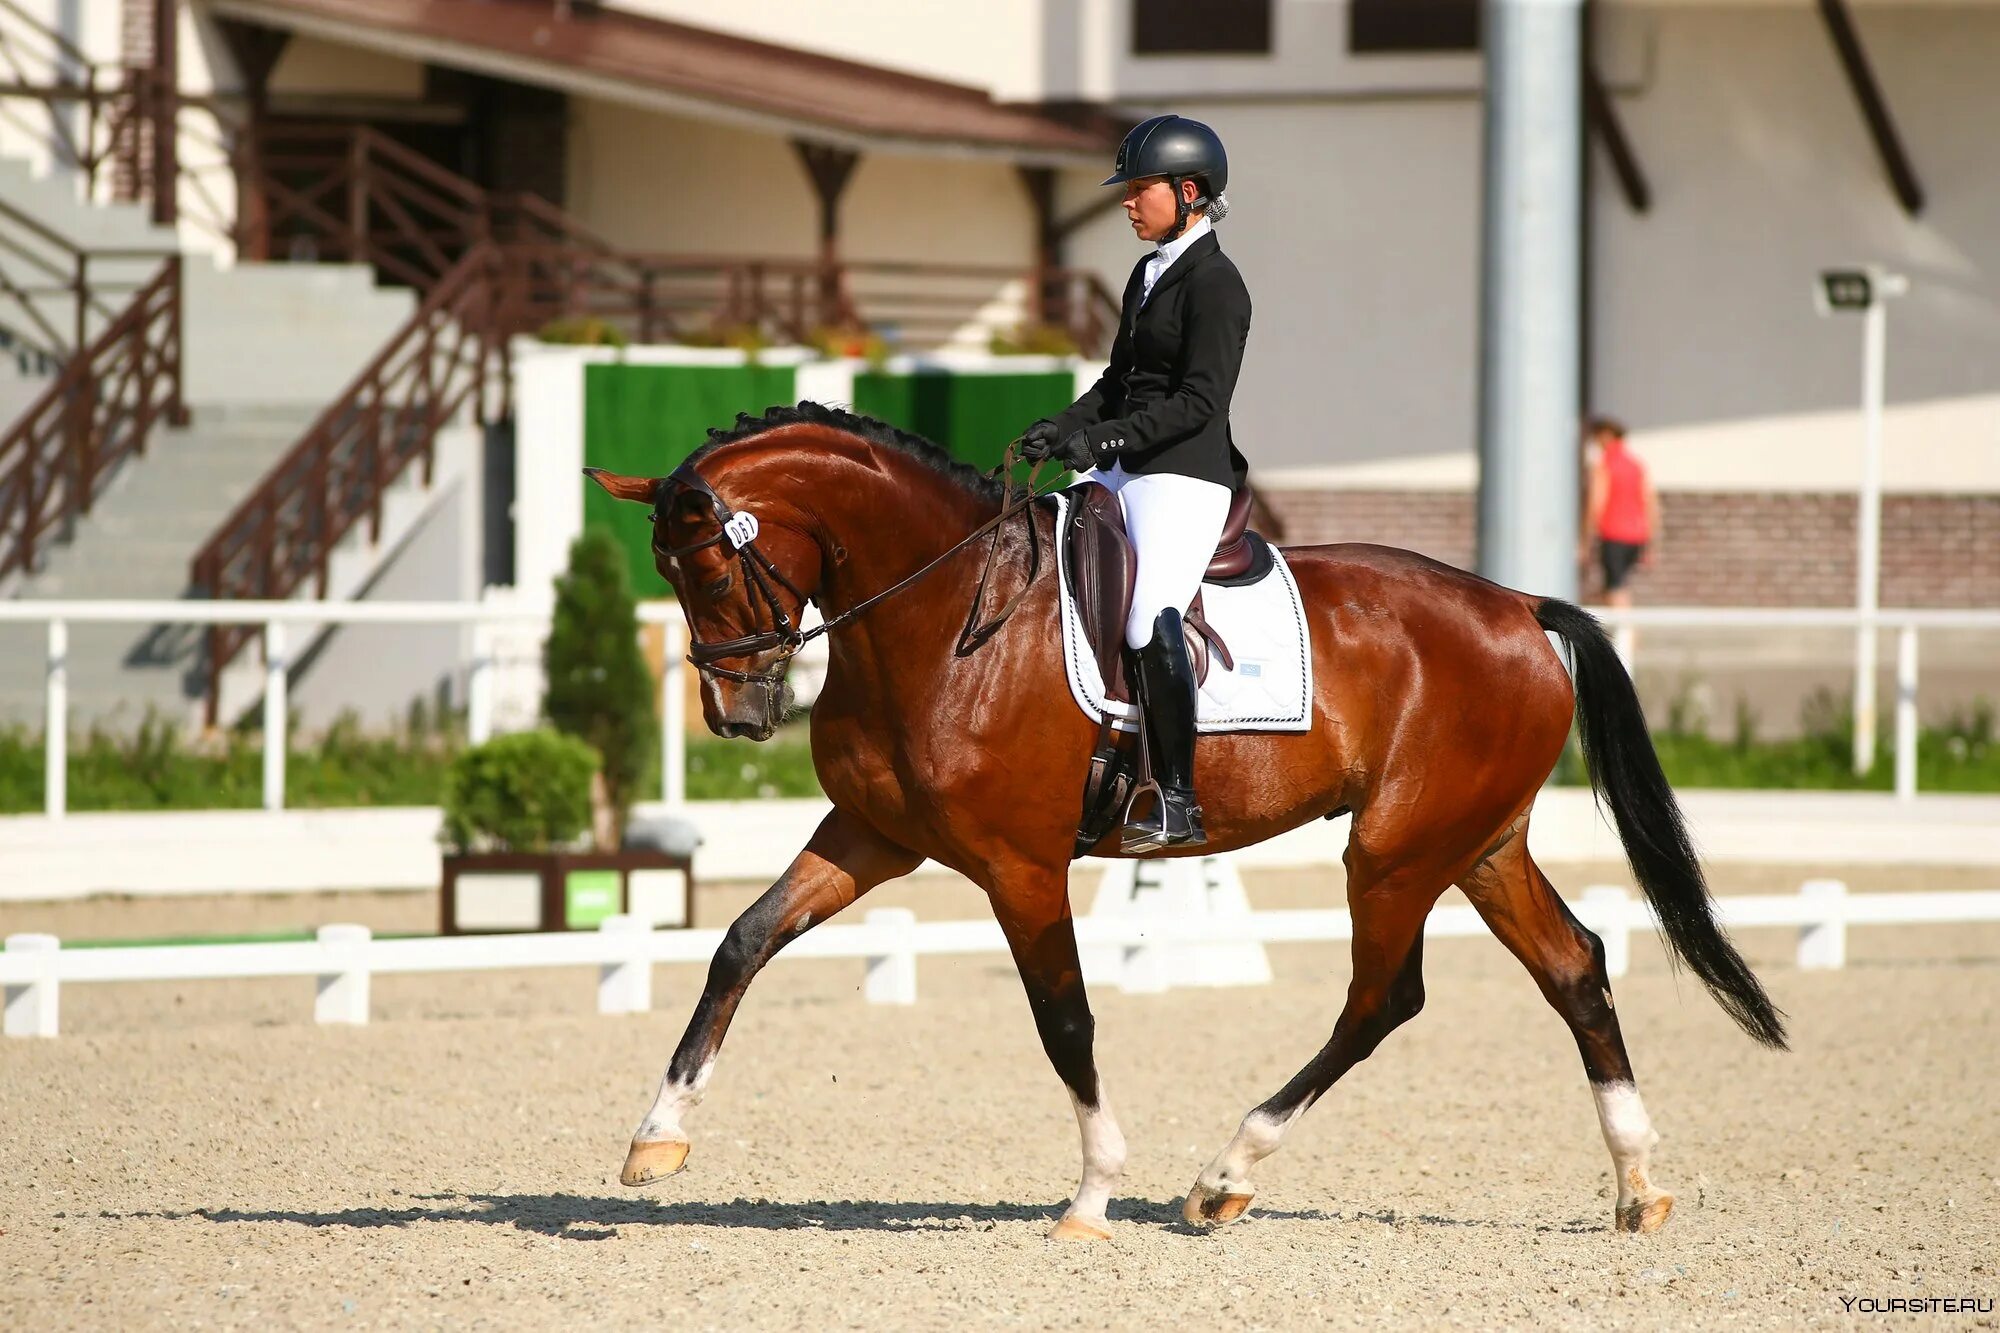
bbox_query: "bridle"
[651,445,1053,689]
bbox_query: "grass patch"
[686,723,821,799]
[1560,689,2000,793]
[0,711,825,813]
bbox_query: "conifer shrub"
[544,529,659,844]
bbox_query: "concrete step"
[183,262,418,408]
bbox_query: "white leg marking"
[1196,1105,1297,1197]
[1593,1079,1669,1220]
[1064,1089,1127,1227]
[635,1058,714,1144]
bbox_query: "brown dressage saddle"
[1060,481,1277,855]
[1061,481,1275,703]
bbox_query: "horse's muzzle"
[703,676,791,742]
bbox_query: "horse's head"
[585,461,823,741]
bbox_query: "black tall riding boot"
[1123,607,1207,853]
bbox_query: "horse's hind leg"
[1183,844,1449,1227]
[1458,827,1675,1233]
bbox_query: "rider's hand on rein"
[1019,418,1062,462]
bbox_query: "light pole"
[1814,265,1907,775]
[1476,0,1583,600]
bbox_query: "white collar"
[1150,213,1212,272]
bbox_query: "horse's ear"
[583,468,661,505]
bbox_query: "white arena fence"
[0,602,1993,820]
[8,879,2000,1038]
[0,599,705,818]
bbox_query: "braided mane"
[689,401,1006,503]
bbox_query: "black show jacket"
[1049,228,1251,490]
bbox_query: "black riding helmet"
[1102,114,1228,239]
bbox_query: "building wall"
[614,0,1042,100]
[1589,3,2000,467]
[266,34,427,98]
[1062,94,1484,472]
[564,99,817,256]
[1067,2,2000,500]
[1263,487,2000,608]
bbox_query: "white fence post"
[1612,621,1637,675]
[44,618,65,819]
[4,934,60,1038]
[263,620,288,813]
[863,908,917,1005]
[661,616,686,805]
[314,924,371,1025]
[1797,879,1848,970]
[1893,626,1918,802]
[467,618,494,746]
[1583,885,1631,978]
[597,914,653,1014]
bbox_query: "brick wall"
[1260,488,2000,607]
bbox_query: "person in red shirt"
[1580,416,1659,609]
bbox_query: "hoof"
[620,1137,690,1186]
[1617,1190,1675,1234]
[1182,1182,1254,1228]
[1048,1214,1113,1242]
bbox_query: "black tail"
[1536,599,1788,1050]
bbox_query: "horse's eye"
[706,574,733,598]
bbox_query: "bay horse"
[586,402,1785,1242]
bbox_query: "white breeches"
[1083,461,1235,649]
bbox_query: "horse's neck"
[809,456,1015,680]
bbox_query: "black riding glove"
[1019,418,1062,462]
[1054,429,1099,473]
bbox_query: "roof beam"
[1583,64,1650,214]
[1817,0,1924,216]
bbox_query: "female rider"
[1021,113,1250,853]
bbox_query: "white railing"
[0,600,691,818]
[1589,606,2000,803]
[7,880,1998,1037]
[1,601,1993,819]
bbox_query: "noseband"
[652,448,1051,690]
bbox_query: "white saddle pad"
[1052,490,1314,733]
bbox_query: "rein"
[656,441,1056,686]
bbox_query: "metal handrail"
[0,193,179,359]
[0,254,185,579]
[188,246,499,717]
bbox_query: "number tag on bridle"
[722,511,760,550]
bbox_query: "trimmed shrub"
[990,323,1081,357]
[675,322,772,354]
[808,323,891,367]
[545,529,659,845]
[537,316,629,348]
[439,729,597,854]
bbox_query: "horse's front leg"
[621,809,921,1185]
[990,870,1127,1241]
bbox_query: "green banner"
[851,370,1076,473]
[580,362,1077,588]
[582,362,799,589]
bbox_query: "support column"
[215,20,289,261]
[150,0,177,226]
[792,140,860,326]
[1477,0,1583,599]
[1019,166,1059,328]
